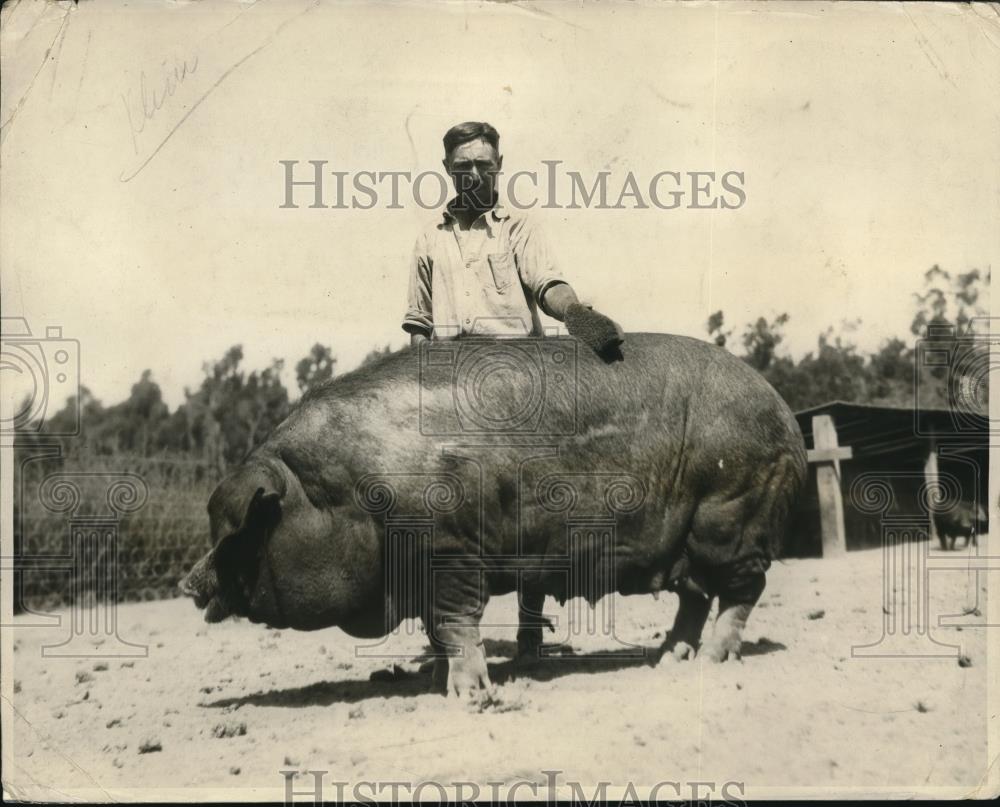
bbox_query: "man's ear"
[213,486,283,607]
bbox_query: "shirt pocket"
[486,252,516,294]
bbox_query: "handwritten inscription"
[121,53,200,157]
[116,1,320,183]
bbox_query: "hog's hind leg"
[700,570,766,662]
[688,450,799,662]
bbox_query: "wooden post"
[807,414,853,557]
[924,440,938,546]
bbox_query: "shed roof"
[794,400,988,458]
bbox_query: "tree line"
[18,343,392,473]
[707,266,988,412]
[17,266,988,472]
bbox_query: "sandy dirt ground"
[2,545,992,800]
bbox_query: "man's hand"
[564,302,625,361]
[541,283,624,361]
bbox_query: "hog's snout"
[180,552,219,609]
[178,572,198,598]
[180,552,236,623]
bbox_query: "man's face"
[444,137,502,209]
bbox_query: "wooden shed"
[787,401,988,557]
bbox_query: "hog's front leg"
[423,569,493,698]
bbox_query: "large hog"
[181,333,807,696]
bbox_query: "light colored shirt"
[402,199,566,339]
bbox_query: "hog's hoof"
[446,646,494,700]
[515,653,543,670]
[661,640,697,662]
[515,639,545,666]
[699,636,743,663]
[516,619,554,664]
[430,658,448,693]
[416,657,452,694]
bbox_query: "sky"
[2,0,998,412]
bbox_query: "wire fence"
[12,451,220,611]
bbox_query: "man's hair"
[443,121,500,160]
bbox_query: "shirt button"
[465,318,471,324]
[465,260,472,268]
[465,291,471,297]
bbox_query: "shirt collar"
[440,197,510,233]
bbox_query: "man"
[401,122,623,668]
[402,121,623,359]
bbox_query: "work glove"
[564,302,625,361]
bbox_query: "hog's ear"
[213,486,283,607]
[241,486,282,531]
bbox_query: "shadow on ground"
[202,635,786,709]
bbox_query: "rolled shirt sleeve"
[509,215,567,307]
[402,235,433,335]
